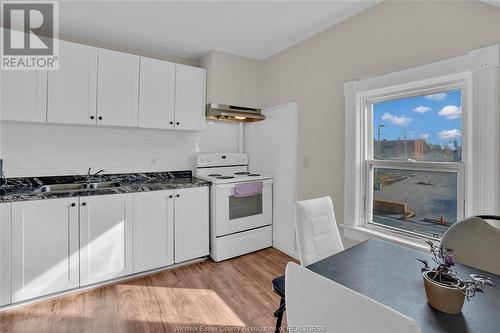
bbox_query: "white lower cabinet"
[133,190,174,273]
[174,187,209,263]
[79,194,133,286]
[0,203,11,306]
[11,198,79,302]
[0,187,209,306]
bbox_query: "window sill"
[341,224,434,253]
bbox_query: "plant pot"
[423,271,465,314]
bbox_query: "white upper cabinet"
[11,198,79,302]
[174,187,209,263]
[97,49,139,127]
[1,69,47,122]
[0,203,11,306]
[138,57,176,129]
[1,41,206,131]
[47,40,98,125]
[174,64,207,131]
[79,194,133,286]
[133,190,174,273]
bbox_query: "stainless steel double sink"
[36,181,121,193]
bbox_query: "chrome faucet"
[88,168,105,176]
[86,168,105,182]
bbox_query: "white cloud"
[438,129,461,141]
[425,93,447,101]
[438,105,461,119]
[413,106,431,113]
[382,112,410,126]
[419,133,430,140]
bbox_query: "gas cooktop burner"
[208,174,222,177]
[234,172,250,175]
[247,174,261,176]
[216,176,235,179]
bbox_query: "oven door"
[213,179,272,237]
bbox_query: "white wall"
[245,103,298,257]
[58,33,199,67]
[260,0,500,226]
[201,50,262,108]
[0,121,238,177]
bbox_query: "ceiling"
[52,1,380,61]
[482,0,500,8]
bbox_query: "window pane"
[373,90,462,162]
[372,168,457,238]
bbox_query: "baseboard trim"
[272,244,299,260]
[0,257,207,313]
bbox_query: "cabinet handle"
[71,203,76,207]
[176,122,180,126]
[90,116,95,120]
[169,195,173,198]
[170,121,174,125]
[81,202,87,206]
[176,194,180,198]
[98,116,103,120]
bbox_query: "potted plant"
[418,241,496,314]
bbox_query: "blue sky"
[373,90,462,147]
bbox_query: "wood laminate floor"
[0,248,294,333]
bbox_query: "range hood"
[206,103,265,122]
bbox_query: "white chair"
[295,196,344,266]
[273,196,345,333]
[285,262,422,333]
[441,215,500,275]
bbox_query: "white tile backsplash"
[0,121,238,177]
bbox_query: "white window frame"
[343,45,499,250]
[363,79,468,240]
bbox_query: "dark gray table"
[304,239,500,333]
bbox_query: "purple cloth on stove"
[233,181,263,197]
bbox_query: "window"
[366,87,465,239]
[344,45,500,247]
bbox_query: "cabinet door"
[80,194,133,286]
[11,198,79,302]
[138,57,175,129]
[0,203,11,306]
[1,69,47,122]
[133,190,174,273]
[174,187,209,263]
[97,48,139,127]
[174,64,206,131]
[47,40,98,124]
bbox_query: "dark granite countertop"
[0,171,210,203]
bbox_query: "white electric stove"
[196,153,273,262]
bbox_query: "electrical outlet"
[150,158,157,167]
[304,156,310,168]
